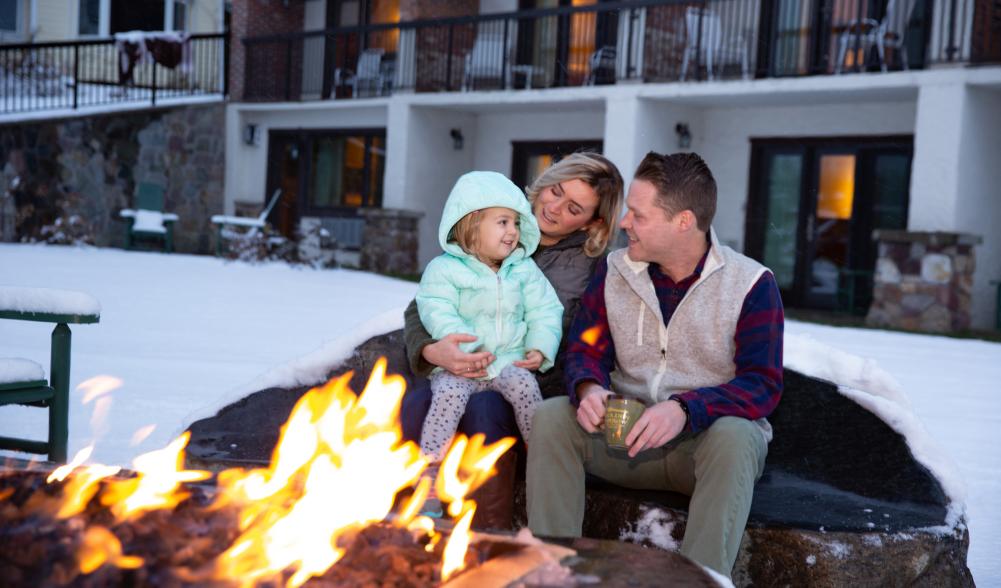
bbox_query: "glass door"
[805,150,856,307]
[266,133,303,239]
[746,138,912,312]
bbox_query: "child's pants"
[420,365,542,461]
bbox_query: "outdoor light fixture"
[243,123,259,146]
[675,123,692,150]
[450,128,464,150]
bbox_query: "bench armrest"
[211,215,266,229]
[0,287,101,324]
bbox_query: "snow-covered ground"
[1,243,999,585]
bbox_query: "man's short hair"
[633,152,717,232]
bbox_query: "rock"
[185,331,974,587]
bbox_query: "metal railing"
[241,0,999,102]
[0,32,227,116]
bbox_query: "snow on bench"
[0,286,102,319]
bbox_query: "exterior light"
[243,123,259,146]
[675,123,691,150]
[450,128,464,150]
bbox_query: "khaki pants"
[526,396,767,578]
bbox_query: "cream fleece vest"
[604,229,773,441]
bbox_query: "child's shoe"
[419,463,443,518]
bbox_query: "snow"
[0,358,45,385]
[619,506,679,551]
[1,243,999,585]
[0,285,102,316]
[131,210,168,234]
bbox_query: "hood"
[438,171,541,262]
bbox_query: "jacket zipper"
[495,274,503,343]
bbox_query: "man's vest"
[604,229,773,440]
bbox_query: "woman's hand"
[513,349,544,371]
[421,333,495,379]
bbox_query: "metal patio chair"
[834,0,919,73]
[679,7,750,81]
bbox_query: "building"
[180,1,1001,328]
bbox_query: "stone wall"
[358,207,423,275]
[867,230,983,332]
[0,103,225,254]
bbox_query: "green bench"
[0,287,101,463]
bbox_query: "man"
[526,152,783,578]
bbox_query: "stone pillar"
[358,208,424,275]
[867,230,982,333]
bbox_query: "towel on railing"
[114,31,191,86]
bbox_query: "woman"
[400,152,624,528]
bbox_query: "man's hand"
[576,382,612,433]
[624,400,687,458]
[421,333,495,379]
[513,349,544,371]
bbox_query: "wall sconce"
[450,128,464,151]
[243,123,259,146]
[675,123,692,150]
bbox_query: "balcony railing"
[0,32,227,116]
[241,0,999,103]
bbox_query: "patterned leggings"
[420,365,542,461]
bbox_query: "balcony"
[0,32,227,117]
[240,0,1001,103]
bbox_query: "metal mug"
[602,394,646,449]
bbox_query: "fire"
[39,358,513,585]
[581,325,603,346]
[77,526,143,574]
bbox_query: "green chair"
[0,287,101,463]
[120,182,179,252]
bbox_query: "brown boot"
[470,450,516,531]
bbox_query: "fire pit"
[0,360,556,587]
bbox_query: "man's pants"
[526,397,767,577]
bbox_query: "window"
[78,0,103,35]
[110,0,165,34]
[168,0,187,31]
[1,0,20,34]
[308,134,384,212]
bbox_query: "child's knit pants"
[420,365,542,461]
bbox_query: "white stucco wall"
[399,107,477,268]
[471,107,605,175]
[954,86,1001,328]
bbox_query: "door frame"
[745,134,913,309]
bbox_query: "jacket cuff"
[673,390,707,433]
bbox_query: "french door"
[745,137,912,311]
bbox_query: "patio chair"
[679,7,750,81]
[462,31,513,91]
[210,188,282,256]
[0,286,101,463]
[119,182,178,252]
[834,0,919,73]
[335,48,391,98]
[585,45,617,86]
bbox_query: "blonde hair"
[448,210,482,255]
[526,152,624,257]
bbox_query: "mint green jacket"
[416,171,563,379]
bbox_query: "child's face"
[475,207,520,268]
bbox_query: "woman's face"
[533,179,601,245]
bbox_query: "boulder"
[186,330,973,587]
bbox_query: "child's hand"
[513,349,544,371]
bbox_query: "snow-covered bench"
[0,287,101,463]
[210,188,282,256]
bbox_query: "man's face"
[619,179,678,264]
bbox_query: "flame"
[100,432,210,521]
[46,358,515,585]
[77,526,143,574]
[581,325,603,346]
[441,507,475,582]
[78,375,122,404]
[130,424,156,446]
[48,444,95,483]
